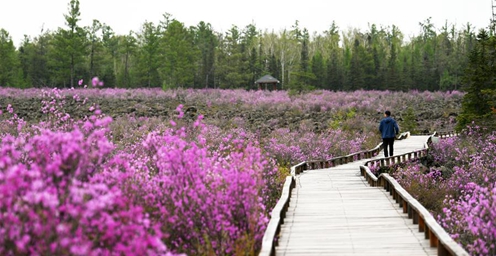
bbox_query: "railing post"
[413,210,419,224]
[429,230,438,247]
[419,216,425,232]
[438,243,450,256]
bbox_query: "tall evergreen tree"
[160,19,198,88]
[87,20,105,83]
[18,31,51,87]
[0,29,24,87]
[194,21,217,88]
[100,24,118,86]
[243,24,261,88]
[267,51,280,83]
[48,0,87,87]
[385,26,402,90]
[457,29,496,130]
[136,21,161,87]
[311,51,326,88]
[216,25,246,88]
[348,38,365,90]
[115,33,137,88]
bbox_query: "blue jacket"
[379,117,399,139]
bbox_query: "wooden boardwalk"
[276,136,436,256]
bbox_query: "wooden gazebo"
[255,75,280,90]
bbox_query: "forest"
[0,0,486,92]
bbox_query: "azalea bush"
[263,123,373,166]
[0,113,174,255]
[391,126,496,255]
[0,86,464,254]
[0,87,283,255]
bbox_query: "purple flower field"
[0,87,466,255]
[392,126,496,255]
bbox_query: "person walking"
[379,110,400,157]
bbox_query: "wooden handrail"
[359,131,469,256]
[418,131,459,139]
[259,131,462,255]
[360,166,469,256]
[260,131,410,255]
[302,131,411,172]
[436,131,459,138]
[259,176,295,256]
[363,132,434,169]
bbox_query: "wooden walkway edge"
[267,135,466,256]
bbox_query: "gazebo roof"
[255,75,280,84]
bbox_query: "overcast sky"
[0,0,492,47]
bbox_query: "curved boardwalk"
[276,135,435,256]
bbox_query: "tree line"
[0,0,488,92]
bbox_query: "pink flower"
[92,77,99,87]
[78,79,83,86]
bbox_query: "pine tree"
[457,29,496,130]
[48,0,87,87]
[0,29,24,87]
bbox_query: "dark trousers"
[383,138,395,157]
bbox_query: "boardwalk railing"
[260,131,410,256]
[260,131,467,256]
[420,131,459,138]
[259,176,295,256]
[292,131,411,175]
[436,131,459,138]
[359,132,469,256]
[363,132,432,171]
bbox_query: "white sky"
[0,0,492,47]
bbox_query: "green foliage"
[0,29,25,87]
[0,4,480,90]
[329,108,357,130]
[115,34,137,88]
[193,21,218,89]
[401,107,418,134]
[160,19,198,88]
[457,29,496,130]
[48,0,87,88]
[136,22,161,87]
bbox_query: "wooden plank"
[275,136,440,256]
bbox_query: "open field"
[0,88,464,255]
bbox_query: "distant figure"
[379,110,400,157]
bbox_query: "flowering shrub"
[392,126,496,255]
[127,133,270,254]
[440,183,496,256]
[0,115,174,255]
[264,122,373,167]
[1,98,282,255]
[1,87,462,254]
